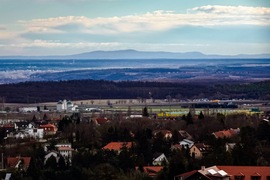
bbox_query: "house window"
[235,175,245,180]
[251,176,261,180]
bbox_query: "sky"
[0,0,270,56]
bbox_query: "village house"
[14,121,29,131]
[39,124,57,135]
[135,166,163,177]
[152,130,172,139]
[44,151,60,165]
[6,156,31,172]
[2,124,15,137]
[225,143,236,152]
[180,139,194,149]
[55,143,74,164]
[95,117,111,126]
[152,152,168,166]
[174,165,270,180]
[190,143,209,159]
[178,130,193,141]
[102,142,133,153]
[212,128,240,139]
[171,144,182,151]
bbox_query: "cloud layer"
[0,5,270,55]
[18,5,270,35]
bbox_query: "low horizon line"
[0,49,269,58]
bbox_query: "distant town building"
[18,107,37,113]
[57,100,78,112]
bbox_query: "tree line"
[0,80,270,103]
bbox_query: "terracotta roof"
[7,157,31,169]
[96,118,110,124]
[175,166,270,180]
[40,124,56,128]
[217,166,270,180]
[58,147,74,151]
[3,124,15,128]
[177,170,198,179]
[136,166,163,177]
[176,170,213,180]
[213,129,239,139]
[102,142,132,151]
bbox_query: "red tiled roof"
[176,170,212,180]
[136,166,163,177]
[217,166,270,180]
[40,124,56,128]
[58,147,73,151]
[177,170,198,179]
[213,129,238,139]
[102,142,132,151]
[3,124,15,128]
[96,118,110,124]
[7,157,31,168]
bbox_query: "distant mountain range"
[1,49,270,59]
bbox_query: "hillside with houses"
[0,97,270,179]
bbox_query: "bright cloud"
[18,5,270,35]
[191,5,270,15]
[0,40,121,48]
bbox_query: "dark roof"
[152,152,163,159]
[15,122,29,128]
[193,143,209,152]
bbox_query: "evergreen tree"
[58,156,66,170]
[198,111,205,120]
[45,155,57,170]
[119,145,135,172]
[186,112,193,125]
[142,107,149,117]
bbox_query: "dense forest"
[0,80,270,103]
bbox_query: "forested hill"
[0,80,270,103]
